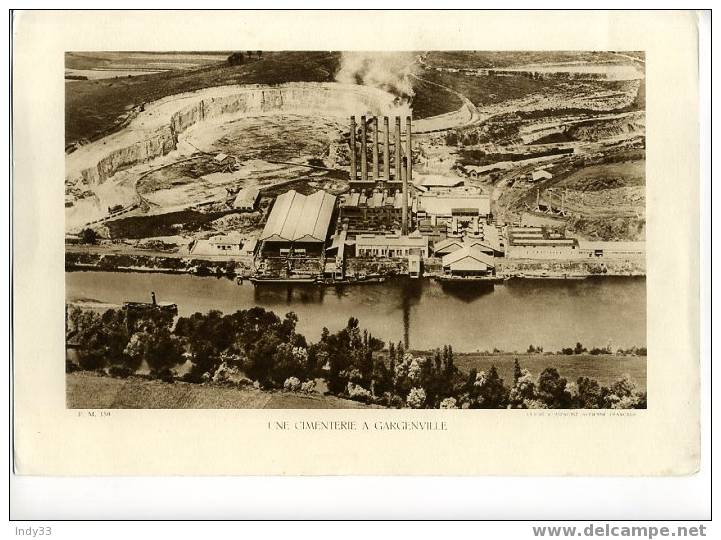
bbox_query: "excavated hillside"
[66,83,410,188]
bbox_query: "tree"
[508,367,536,408]
[406,387,426,408]
[572,376,603,409]
[573,342,587,355]
[80,227,98,244]
[536,368,571,408]
[68,307,130,371]
[227,52,245,66]
[513,358,523,385]
[124,328,184,377]
[602,375,644,409]
[473,366,509,409]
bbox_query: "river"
[66,271,646,354]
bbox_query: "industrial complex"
[201,113,644,285]
[65,51,646,289]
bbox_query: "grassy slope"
[452,353,647,391]
[66,52,342,146]
[419,68,565,108]
[424,51,632,69]
[66,372,369,409]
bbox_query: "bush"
[439,397,458,409]
[406,387,427,409]
[300,380,316,394]
[108,365,134,378]
[347,382,372,402]
[283,377,302,392]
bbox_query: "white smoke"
[335,52,418,102]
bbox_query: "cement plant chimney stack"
[401,156,409,235]
[360,115,368,182]
[405,116,412,186]
[394,116,402,182]
[372,117,379,181]
[349,116,356,181]
[383,116,390,181]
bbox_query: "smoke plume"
[335,52,418,102]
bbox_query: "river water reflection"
[66,271,646,354]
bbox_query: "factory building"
[232,186,260,211]
[343,115,413,234]
[413,174,465,192]
[415,187,492,240]
[578,241,645,259]
[355,230,429,258]
[338,188,404,233]
[433,234,501,258]
[441,246,496,277]
[259,189,336,257]
[505,226,579,259]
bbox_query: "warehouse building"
[578,241,645,259]
[505,226,579,259]
[355,230,429,258]
[233,186,260,211]
[259,189,336,257]
[433,234,501,258]
[415,188,491,225]
[442,246,496,277]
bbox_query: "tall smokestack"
[372,116,379,181]
[394,116,402,182]
[401,156,408,235]
[349,116,356,181]
[405,116,412,186]
[383,116,390,181]
[360,115,367,182]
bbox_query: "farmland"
[451,353,647,392]
[66,372,371,409]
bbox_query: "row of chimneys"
[349,115,412,234]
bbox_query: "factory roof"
[233,186,260,209]
[340,189,403,209]
[532,169,553,181]
[507,225,573,246]
[442,246,496,268]
[434,236,498,255]
[209,232,242,245]
[417,192,491,216]
[260,189,336,243]
[355,230,428,248]
[414,174,465,189]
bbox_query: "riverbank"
[66,250,253,278]
[67,249,646,281]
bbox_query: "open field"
[451,353,647,392]
[66,372,370,409]
[424,51,642,69]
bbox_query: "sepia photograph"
[63,49,648,410]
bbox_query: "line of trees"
[66,305,646,409]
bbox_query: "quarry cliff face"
[67,83,409,187]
